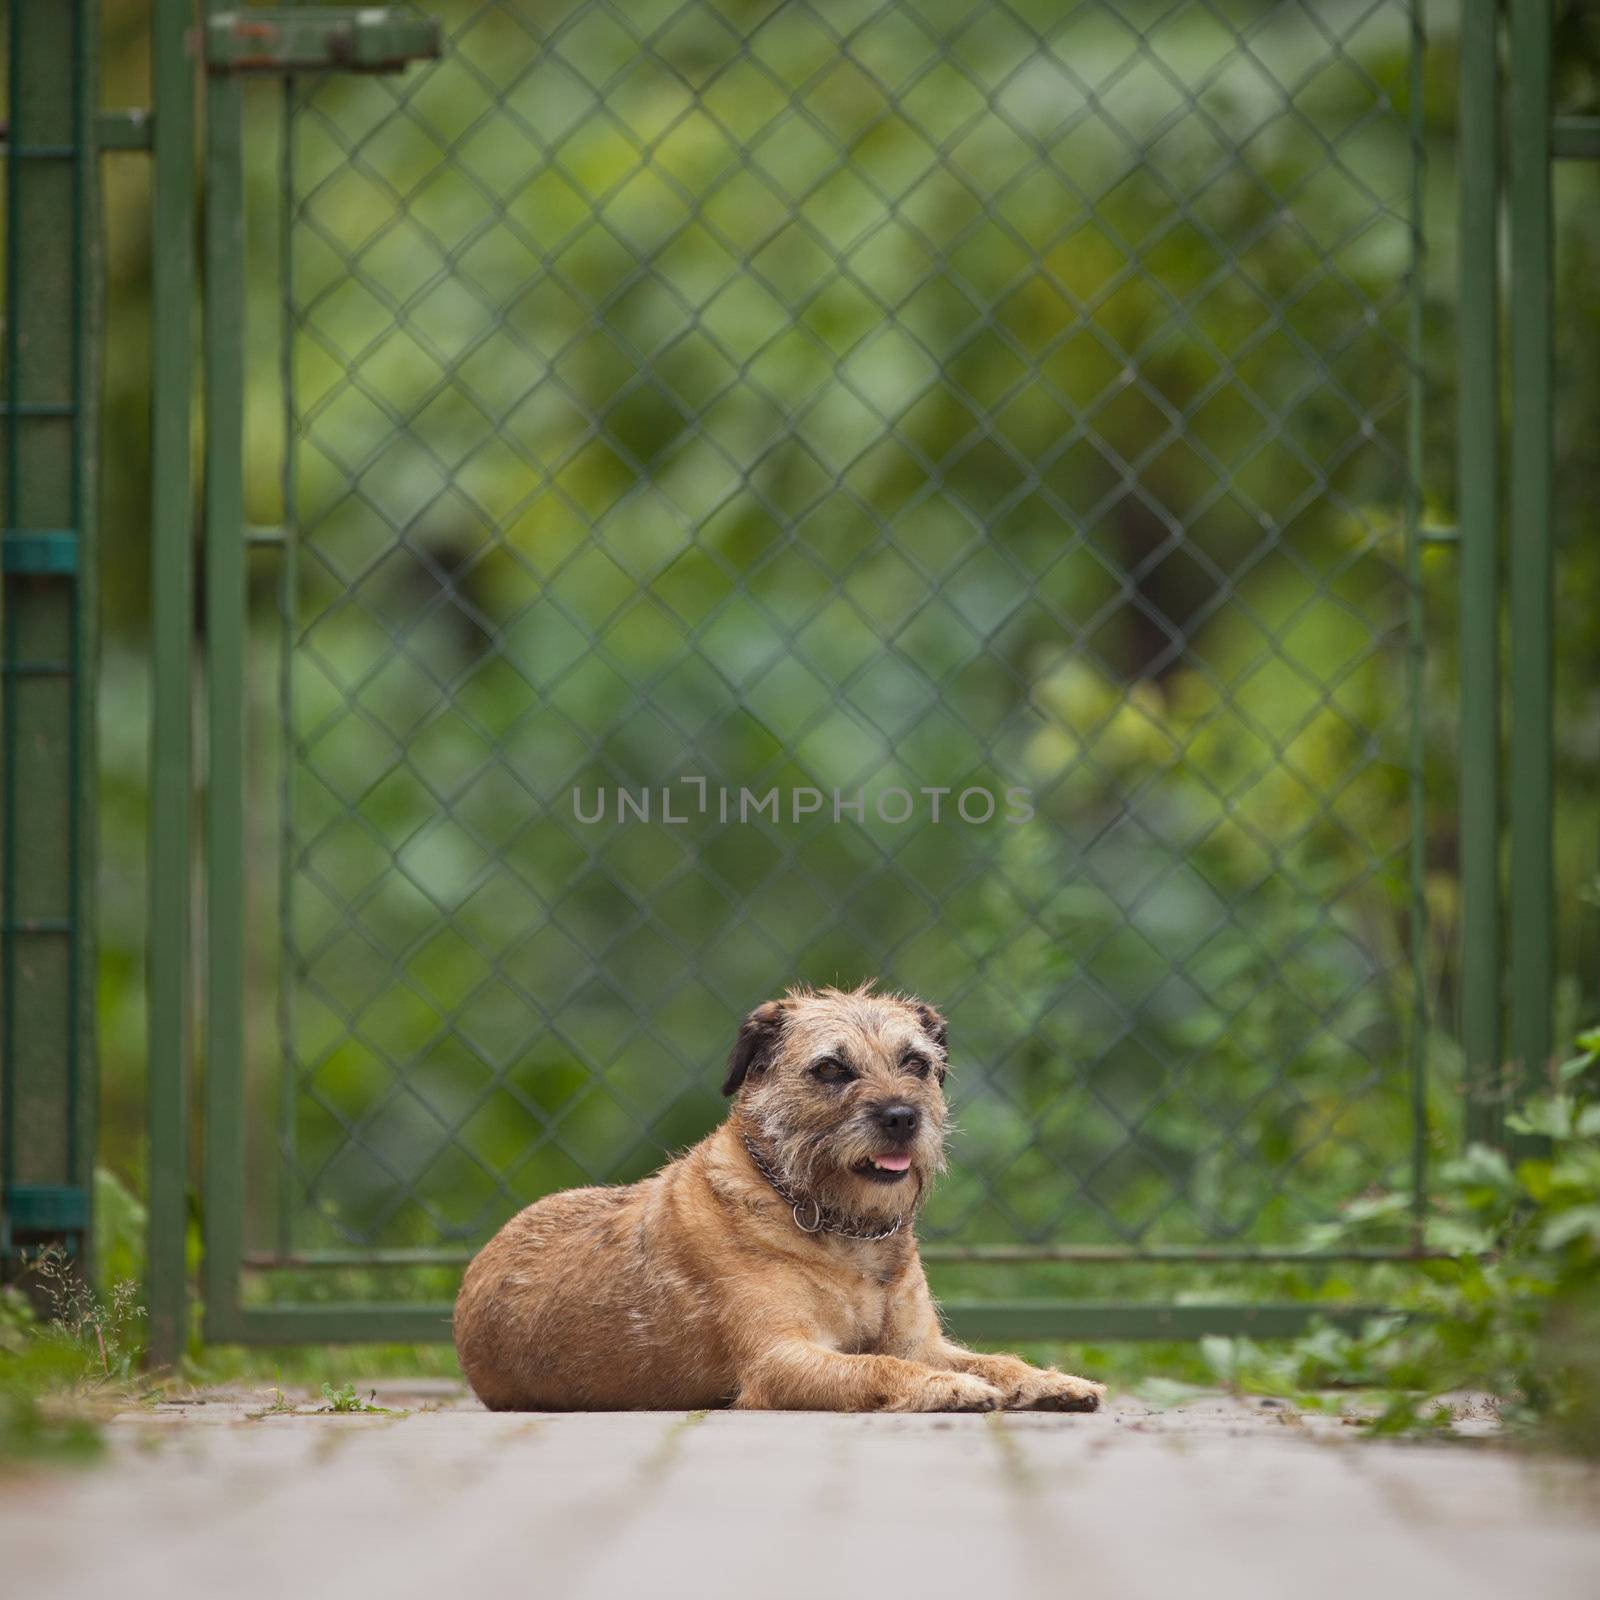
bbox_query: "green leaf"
[1424,1216,1496,1254]
[1517,1157,1556,1202]
[1537,1207,1600,1251]
[1557,1051,1599,1083]
[1507,1098,1574,1141]
[1445,1144,1518,1190]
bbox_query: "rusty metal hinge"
[205,7,441,75]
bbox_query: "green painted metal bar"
[0,107,155,155]
[3,1183,90,1233]
[941,1302,1399,1344]
[1404,0,1428,1238]
[69,0,98,1250]
[0,660,73,678]
[201,1301,1391,1346]
[1458,0,1503,1146]
[6,6,30,1229]
[205,1301,454,1344]
[94,109,154,150]
[239,1244,1465,1269]
[146,0,198,1370]
[1,0,98,1271]
[1507,0,1554,1118]
[201,53,247,1344]
[274,75,298,1265]
[1551,117,1600,160]
[2,532,79,574]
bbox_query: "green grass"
[0,1252,151,1467]
[316,1381,404,1416]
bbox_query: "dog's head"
[722,982,950,1222]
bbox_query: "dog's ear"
[912,1000,948,1062]
[722,1000,787,1096]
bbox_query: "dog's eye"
[810,1058,854,1085]
[901,1054,932,1078]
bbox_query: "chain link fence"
[262,0,1425,1277]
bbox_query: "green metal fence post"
[0,0,99,1275]
[1508,0,1554,1115]
[1458,0,1502,1145]
[146,0,198,1370]
[1406,0,1429,1238]
[201,27,247,1343]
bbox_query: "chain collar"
[739,1130,906,1242]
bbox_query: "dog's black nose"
[877,1103,920,1141]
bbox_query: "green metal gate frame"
[124,0,1586,1364]
[0,0,100,1278]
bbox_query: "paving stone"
[4,1392,1597,1600]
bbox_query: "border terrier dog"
[454,983,1104,1413]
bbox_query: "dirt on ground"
[3,1383,1598,1600]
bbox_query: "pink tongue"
[872,1153,912,1171]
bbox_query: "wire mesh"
[270,0,1424,1267]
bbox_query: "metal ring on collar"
[792,1198,824,1233]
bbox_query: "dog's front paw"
[898,1371,1004,1413]
[1003,1368,1105,1413]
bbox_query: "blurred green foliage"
[84,3,1599,1300]
[1175,1025,1600,1454]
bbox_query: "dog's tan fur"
[454,984,1104,1413]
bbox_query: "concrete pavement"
[4,1384,1597,1600]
